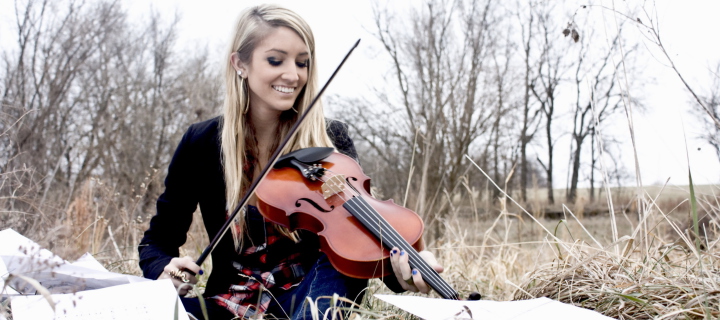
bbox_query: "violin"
[255,147,461,300]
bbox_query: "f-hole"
[345,176,360,194]
[295,198,334,213]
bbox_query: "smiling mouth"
[273,85,295,94]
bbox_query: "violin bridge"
[322,174,346,199]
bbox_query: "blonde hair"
[221,4,334,249]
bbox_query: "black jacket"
[138,116,401,296]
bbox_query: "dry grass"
[515,244,720,319]
[357,182,719,320]
[509,187,720,320]
[2,157,719,320]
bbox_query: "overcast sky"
[2,0,719,189]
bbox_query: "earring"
[237,70,242,77]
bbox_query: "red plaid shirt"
[212,206,317,318]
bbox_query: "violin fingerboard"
[343,196,460,300]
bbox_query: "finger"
[411,269,430,294]
[397,249,417,292]
[167,268,198,285]
[176,256,203,276]
[180,270,199,284]
[173,278,190,296]
[176,282,193,296]
[398,250,412,282]
[389,248,404,288]
[419,250,444,273]
[389,248,413,291]
[163,258,200,285]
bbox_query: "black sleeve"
[138,125,201,280]
[326,119,358,162]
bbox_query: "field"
[363,183,720,319]
[2,178,718,319]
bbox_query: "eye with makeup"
[267,57,282,66]
[266,57,309,68]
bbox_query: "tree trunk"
[589,128,596,202]
[568,135,582,203]
[545,115,555,205]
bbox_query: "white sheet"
[11,279,188,320]
[0,228,147,294]
[375,294,615,320]
[2,228,188,319]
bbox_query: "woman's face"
[239,27,309,116]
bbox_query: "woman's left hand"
[389,247,444,293]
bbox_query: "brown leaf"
[571,29,580,42]
[563,28,571,37]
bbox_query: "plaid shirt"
[212,206,318,318]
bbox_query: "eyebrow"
[265,49,309,56]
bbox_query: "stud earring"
[237,70,242,76]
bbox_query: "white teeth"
[273,86,294,93]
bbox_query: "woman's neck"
[249,110,281,148]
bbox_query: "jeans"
[266,254,367,319]
[182,254,367,320]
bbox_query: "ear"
[230,52,247,78]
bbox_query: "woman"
[139,4,443,320]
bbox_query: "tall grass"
[360,181,719,320]
[3,156,717,320]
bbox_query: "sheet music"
[0,228,147,294]
[11,279,189,320]
[375,294,614,320]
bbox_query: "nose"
[281,65,300,83]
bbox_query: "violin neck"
[343,196,459,300]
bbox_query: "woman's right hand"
[158,256,202,296]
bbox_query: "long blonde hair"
[221,5,334,250]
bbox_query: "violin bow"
[191,39,361,269]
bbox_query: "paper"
[375,294,614,320]
[11,279,188,320]
[0,228,147,294]
[2,229,189,319]
[71,253,110,272]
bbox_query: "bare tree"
[350,0,495,213]
[695,63,720,163]
[515,2,543,203]
[2,0,127,219]
[529,1,573,205]
[1,0,220,241]
[487,26,519,201]
[566,15,641,203]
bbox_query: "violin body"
[256,151,424,279]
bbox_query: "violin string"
[345,199,455,298]
[317,172,448,292]
[318,170,457,299]
[318,170,456,299]
[345,197,457,299]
